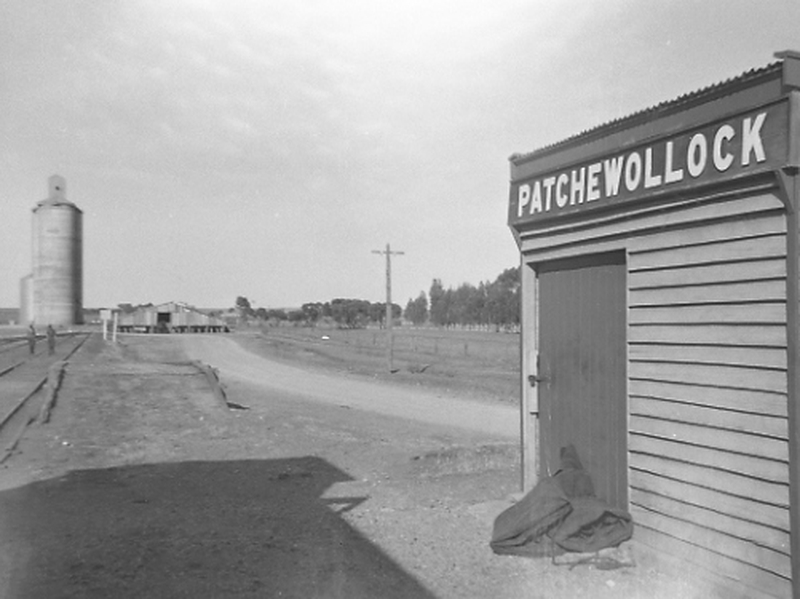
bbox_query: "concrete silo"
[29,175,83,326]
[19,273,33,325]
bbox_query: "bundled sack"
[489,476,572,557]
[490,445,633,557]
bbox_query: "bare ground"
[0,333,701,598]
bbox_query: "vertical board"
[520,262,539,491]
[537,252,628,509]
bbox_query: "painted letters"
[510,107,782,223]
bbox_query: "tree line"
[235,296,402,329]
[236,266,520,330]
[405,266,520,330]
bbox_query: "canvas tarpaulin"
[490,445,633,557]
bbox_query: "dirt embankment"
[0,334,695,598]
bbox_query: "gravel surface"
[0,334,702,598]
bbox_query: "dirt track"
[0,334,699,598]
[181,334,518,438]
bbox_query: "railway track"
[0,332,87,376]
[0,338,32,367]
[0,332,91,462]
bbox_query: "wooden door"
[537,252,628,509]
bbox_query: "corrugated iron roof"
[510,59,783,164]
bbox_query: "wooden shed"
[116,302,228,333]
[508,51,800,598]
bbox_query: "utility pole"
[372,243,404,372]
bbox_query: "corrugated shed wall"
[519,186,790,598]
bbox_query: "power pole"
[372,243,404,372]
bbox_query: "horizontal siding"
[519,189,783,261]
[629,303,786,325]
[629,279,786,306]
[628,323,786,347]
[521,186,791,596]
[633,514,792,599]
[629,211,786,250]
[630,415,787,462]
[630,431,787,488]
[626,200,789,595]
[630,379,787,418]
[630,488,790,560]
[629,257,787,288]
[631,453,788,511]
[631,469,789,531]
[629,344,787,369]
[521,238,626,262]
[633,505,790,578]
[629,396,787,438]
[628,234,786,271]
[630,361,786,393]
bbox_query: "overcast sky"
[2,1,799,311]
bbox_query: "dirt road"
[181,335,518,439]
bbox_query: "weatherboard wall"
[515,185,791,598]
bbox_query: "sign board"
[509,101,790,227]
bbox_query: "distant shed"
[508,51,800,597]
[117,302,228,333]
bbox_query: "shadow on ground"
[0,457,436,598]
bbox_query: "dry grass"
[410,443,521,477]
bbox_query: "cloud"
[0,0,622,307]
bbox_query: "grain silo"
[18,273,33,325]
[30,175,83,326]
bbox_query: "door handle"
[530,354,549,388]
[528,374,548,387]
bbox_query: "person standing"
[27,323,36,355]
[46,324,56,356]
